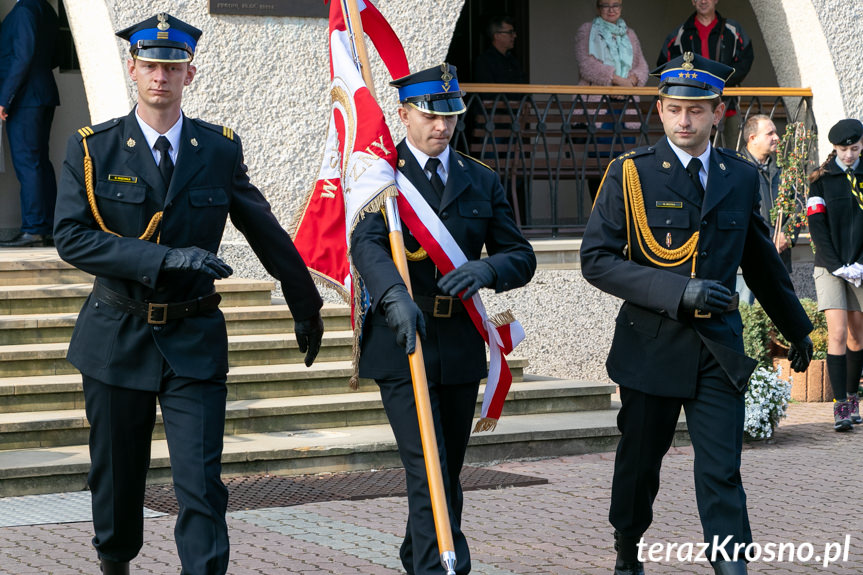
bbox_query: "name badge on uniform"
[108,174,138,184]
[655,201,683,208]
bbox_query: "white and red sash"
[395,170,526,432]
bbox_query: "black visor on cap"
[132,41,193,63]
[659,83,721,100]
[407,96,466,116]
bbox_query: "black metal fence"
[451,85,816,237]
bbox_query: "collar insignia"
[398,159,406,168]
[126,138,136,148]
[719,163,727,171]
[662,161,671,169]
[190,138,198,147]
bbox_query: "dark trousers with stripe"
[83,367,229,575]
[609,345,752,553]
[377,376,479,575]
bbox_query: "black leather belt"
[92,281,222,325]
[693,292,740,319]
[414,294,466,318]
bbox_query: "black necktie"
[686,157,705,196]
[425,157,445,198]
[154,135,174,187]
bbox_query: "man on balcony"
[581,52,812,575]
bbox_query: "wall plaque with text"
[209,0,328,18]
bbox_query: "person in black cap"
[53,12,324,575]
[580,51,813,575]
[807,118,863,432]
[350,63,535,574]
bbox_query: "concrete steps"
[0,403,652,498]
[0,377,605,452]
[0,249,625,497]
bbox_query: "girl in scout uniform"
[807,118,863,431]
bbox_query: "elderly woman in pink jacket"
[575,0,648,89]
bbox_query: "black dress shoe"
[614,530,645,574]
[614,557,645,575]
[100,558,130,574]
[0,232,44,247]
[713,560,747,575]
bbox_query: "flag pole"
[338,1,457,573]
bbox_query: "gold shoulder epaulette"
[191,118,239,142]
[456,150,493,171]
[75,117,120,140]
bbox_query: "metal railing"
[453,84,816,237]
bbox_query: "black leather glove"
[787,335,813,373]
[679,278,733,314]
[294,312,324,367]
[162,247,233,279]
[437,260,497,300]
[379,284,426,355]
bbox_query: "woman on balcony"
[574,1,648,131]
[575,1,648,92]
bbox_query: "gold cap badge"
[441,63,453,92]
[157,13,170,31]
[682,52,695,72]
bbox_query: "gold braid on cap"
[621,158,699,277]
[81,135,162,242]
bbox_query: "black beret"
[828,119,863,146]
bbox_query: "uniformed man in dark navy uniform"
[580,53,813,575]
[53,14,324,575]
[350,64,536,574]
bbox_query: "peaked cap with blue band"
[390,63,466,115]
[651,52,734,100]
[116,13,202,63]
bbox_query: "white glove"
[834,265,862,287]
[849,263,863,287]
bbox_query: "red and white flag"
[292,0,525,429]
[292,0,409,299]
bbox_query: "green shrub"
[740,298,827,369]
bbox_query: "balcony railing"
[452,84,816,238]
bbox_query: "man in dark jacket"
[473,15,526,84]
[581,52,812,575]
[657,0,753,147]
[351,64,535,574]
[53,13,324,575]
[0,0,60,247]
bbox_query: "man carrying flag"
[351,64,536,575]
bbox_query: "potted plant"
[740,299,830,401]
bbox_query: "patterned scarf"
[588,16,633,78]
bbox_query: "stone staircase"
[0,249,627,497]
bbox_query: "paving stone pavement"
[0,402,860,574]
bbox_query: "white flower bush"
[744,366,792,440]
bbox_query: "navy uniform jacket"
[580,138,811,397]
[351,140,536,384]
[54,110,323,390]
[0,0,59,110]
